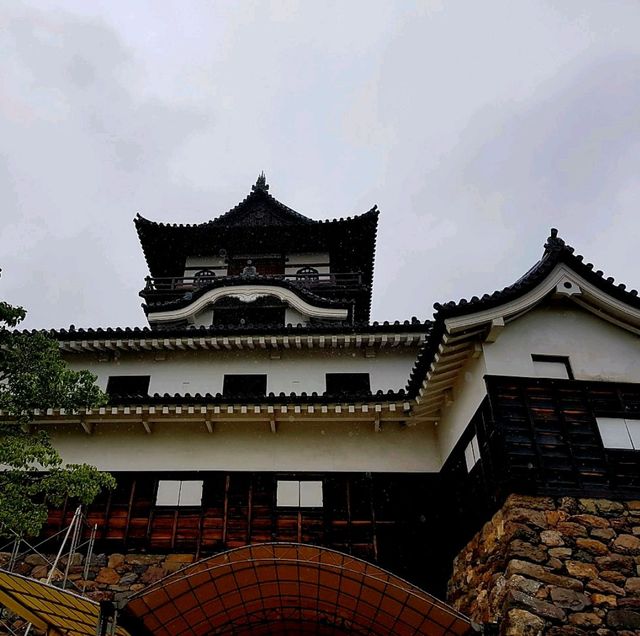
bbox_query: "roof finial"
[544,227,565,254]
[252,171,269,192]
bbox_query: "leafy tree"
[0,284,115,538]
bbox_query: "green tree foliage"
[0,290,115,538]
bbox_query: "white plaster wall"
[47,419,439,472]
[284,308,307,325]
[482,305,640,382]
[435,354,488,463]
[193,309,214,327]
[184,256,227,277]
[66,347,417,396]
[285,253,330,276]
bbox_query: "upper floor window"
[531,355,573,380]
[106,375,150,397]
[193,269,216,287]
[155,480,203,506]
[276,480,323,508]
[596,418,640,450]
[223,374,267,398]
[325,373,371,395]
[295,266,319,281]
[464,434,481,472]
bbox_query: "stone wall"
[448,495,640,635]
[0,551,195,635]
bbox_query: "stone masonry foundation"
[0,551,195,634]
[448,495,640,635]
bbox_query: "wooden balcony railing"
[141,271,363,295]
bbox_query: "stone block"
[586,578,625,596]
[95,568,120,585]
[569,612,603,628]
[125,554,162,566]
[576,538,609,556]
[612,534,640,556]
[566,561,599,580]
[591,528,616,541]
[508,589,566,621]
[590,593,617,608]
[606,609,640,629]
[508,540,547,563]
[508,508,548,529]
[548,547,572,559]
[549,586,591,610]
[24,554,48,566]
[624,577,640,596]
[508,575,543,596]
[572,514,611,529]
[504,522,540,544]
[507,560,583,590]
[504,608,546,636]
[599,570,626,584]
[540,530,564,547]
[119,572,138,586]
[595,554,635,576]
[558,522,589,538]
[108,553,125,569]
[505,495,556,511]
[546,558,563,571]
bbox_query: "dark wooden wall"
[44,472,450,596]
[441,375,640,552]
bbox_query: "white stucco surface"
[47,419,440,472]
[482,304,640,382]
[435,354,488,463]
[184,256,227,277]
[66,347,418,396]
[284,252,330,276]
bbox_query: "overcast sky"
[2,1,640,329]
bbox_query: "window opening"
[223,374,267,397]
[531,354,573,380]
[193,269,216,287]
[295,266,319,281]
[155,480,203,506]
[596,418,640,450]
[276,480,323,508]
[325,373,371,395]
[464,434,481,472]
[106,376,150,397]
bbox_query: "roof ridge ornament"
[544,227,565,254]
[252,171,269,192]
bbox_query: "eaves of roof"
[406,228,640,400]
[22,319,432,348]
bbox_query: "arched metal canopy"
[122,543,474,636]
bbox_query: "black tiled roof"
[406,229,640,397]
[134,178,380,322]
[433,228,640,318]
[107,388,408,407]
[26,318,431,342]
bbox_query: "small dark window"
[106,376,150,397]
[325,373,371,396]
[531,355,573,380]
[223,374,267,397]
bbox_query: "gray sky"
[2,1,640,329]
